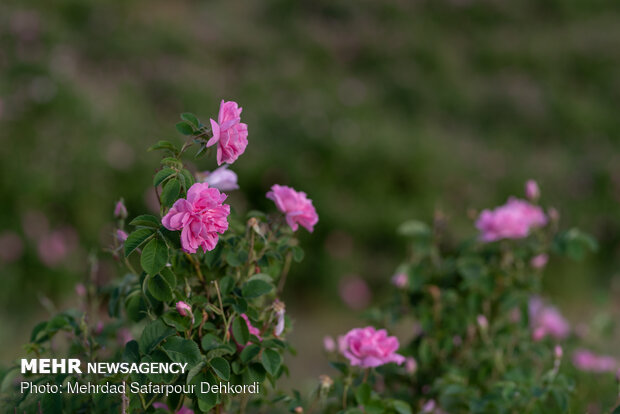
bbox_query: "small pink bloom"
[176,301,192,317]
[95,321,104,335]
[339,276,371,310]
[198,165,239,191]
[207,100,248,165]
[177,407,194,414]
[531,253,548,269]
[422,400,436,413]
[117,328,132,346]
[476,197,547,242]
[116,229,128,242]
[405,357,418,374]
[529,297,570,341]
[555,345,563,359]
[114,200,128,219]
[525,180,540,201]
[477,315,488,330]
[323,336,336,352]
[340,326,405,368]
[162,183,230,253]
[152,402,168,410]
[37,228,77,267]
[240,313,262,340]
[391,273,408,289]
[266,184,319,232]
[75,283,87,297]
[0,231,24,263]
[572,349,617,373]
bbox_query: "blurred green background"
[1,0,620,408]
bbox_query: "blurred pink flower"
[405,356,418,374]
[0,231,24,263]
[525,179,540,201]
[422,400,437,413]
[476,315,488,330]
[207,100,248,165]
[391,272,408,289]
[323,336,336,352]
[266,185,318,232]
[116,229,128,242]
[340,326,405,368]
[530,253,548,269]
[162,183,230,253]
[95,321,104,335]
[529,297,570,341]
[114,200,128,219]
[176,301,192,317]
[117,328,132,346]
[555,345,563,359]
[572,349,617,373]
[476,197,547,242]
[339,276,371,310]
[75,283,87,297]
[37,228,77,267]
[198,165,239,192]
[240,314,261,343]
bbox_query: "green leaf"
[124,228,155,257]
[153,167,176,187]
[176,121,194,135]
[355,383,371,405]
[161,178,181,208]
[201,334,223,352]
[122,340,140,363]
[147,273,173,302]
[180,169,195,190]
[163,311,192,332]
[242,279,273,299]
[261,348,282,376]
[140,238,169,275]
[210,357,230,381]
[139,320,175,354]
[219,275,235,296]
[390,400,412,414]
[181,113,200,128]
[186,360,206,385]
[291,246,304,262]
[129,214,161,228]
[232,316,249,344]
[161,336,202,365]
[148,140,179,153]
[240,344,261,363]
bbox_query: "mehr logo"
[21,359,82,374]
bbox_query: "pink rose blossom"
[572,349,617,373]
[525,179,540,201]
[323,336,336,352]
[162,183,230,253]
[241,313,261,341]
[339,276,371,310]
[207,100,248,165]
[422,400,437,413]
[75,283,87,297]
[476,197,547,242]
[37,228,78,267]
[530,253,548,269]
[266,184,319,232]
[116,229,128,242]
[391,273,408,289]
[198,165,239,191]
[176,301,192,317]
[405,357,418,374]
[555,345,563,359]
[114,199,128,219]
[340,326,405,368]
[529,297,570,341]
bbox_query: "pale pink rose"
[340,326,405,368]
[162,183,230,253]
[266,184,319,232]
[477,315,488,330]
[0,231,24,263]
[116,229,128,242]
[422,400,436,413]
[391,273,408,289]
[525,179,540,201]
[572,349,617,373]
[37,228,78,267]
[176,301,192,317]
[114,200,128,219]
[198,165,239,191]
[323,336,336,352]
[207,100,248,165]
[555,345,563,359]
[529,297,570,341]
[405,357,418,374]
[339,276,371,310]
[476,197,547,242]
[235,314,262,347]
[530,253,548,269]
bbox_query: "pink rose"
[162,183,230,253]
[525,180,540,201]
[340,326,405,368]
[339,276,371,310]
[391,273,408,289]
[405,357,418,374]
[114,199,128,219]
[530,253,548,269]
[207,100,248,165]
[116,229,128,242]
[176,301,192,317]
[572,349,617,373]
[529,297,570,341]
[476,197,547,242]
[198,165,239,192]
[266,184,318,232]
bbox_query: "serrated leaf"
[181,113,200,128]
[240,344,261,363]
[124,228,155,257]
[153,168,176,187]
[210,357,230,380]
[139,320,175,354]
[161,178,181,208]
[161,336,202,365]
[176,121,194,136]
[148,140,179,153]
[261,348,282,376]
[242,279,273,299]
[129,214,161,228]
[141,238,169,275]
[201,334,223,352]
[147,273,173,302]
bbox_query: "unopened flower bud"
[525,179,540,201]
[477,315,488,331]
[318,374,333,390]
[114,200,128,219]
[405,357,417,374]
[391,273,408,289]
[323,336,336,352]
[530,253,548,269]
[117,229,128,243]
[176,301,192,317]
[554,345,563,359]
